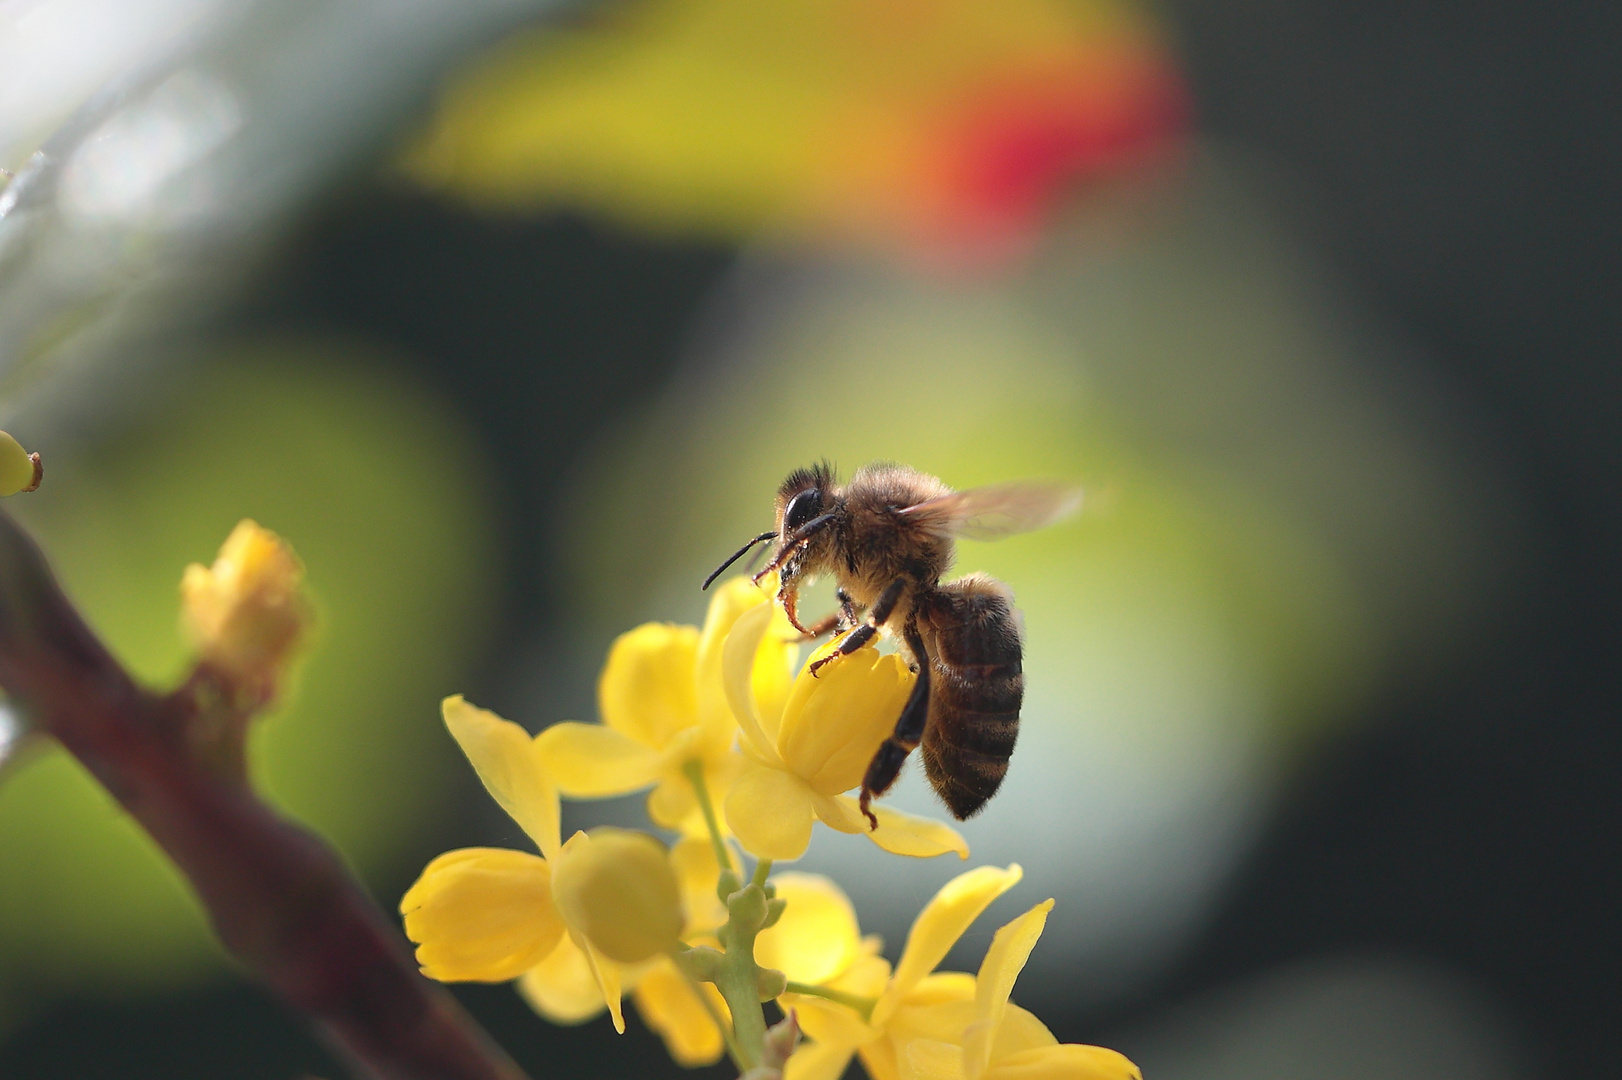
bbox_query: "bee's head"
[701,461,839,591]
[771,461,838,583]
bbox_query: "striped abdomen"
[915,574,1024,819]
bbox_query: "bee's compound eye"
[784,489,821,532]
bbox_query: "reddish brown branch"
[0,510,530,1080]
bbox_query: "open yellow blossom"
[899,902,1142,1080]
[720,598,969,861]
[402,696,648,1033]
[535,576,794,832]
[180,519,312,688]
[768,865,1024,1080]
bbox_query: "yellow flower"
[767,865,1025,1080]
[551,826,684,964]
[402,696,669,1033]
[401,847,564,981]
[179,519,312,687]
[515,830,734,1065]
[535,576,791,832]
[898,902,1142,1080]
[0,430,41,496]
[720,599,969,861]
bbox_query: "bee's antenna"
[703,531,777,590]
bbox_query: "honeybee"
[703,462,1082,826]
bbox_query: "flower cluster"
[400,577,1137,1079]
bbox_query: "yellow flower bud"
[0,431,41,496]
[400,847,565,982]
[551,827,684,964]
[180,519,312,684]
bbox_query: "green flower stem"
[716,882,773,1069]
[784,981,878,1021]
[683,758,734,874]
[672,947,748,1072]
[682,760,780,1073]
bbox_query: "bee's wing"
[899,481,1084,541]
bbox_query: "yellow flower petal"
[900,972,978,1010]
[573,929,627,1033]
[779,643,914,795]
[697,575,772,740]
[982,1044,1142,1080]
[647,772,700,830]
[721,600,785,762]
[816,796,970,859]
[786,1038,859,1080]
[442,696,561,859]
[884,978,976,1049]
[860,1040,904,1080]
[809,791,868,834]
[517,935,606,1024]
[904,1038,967,1080]
[875,865,1023,1025]
[724,762,815,860]
[633,956,729,1067]
[534,721,665,796]
[754,873,860,985]
[751,609,801,735]
[552,828,685,964]
[836,944,895,999]
[400,848,564,982]
[788,997,879,1048]
[992,1005,1059,1060]
[598,622,700,747]
[965,900,1052,1078]
[670,835,731,934]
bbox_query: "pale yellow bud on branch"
[180,519,312,691]
[0,431,42,497]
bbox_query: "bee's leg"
[809,578,905,677]
[798,612,841,638]
[779,582,814,635]
[858,625,931,829]
[795,588,862,640]
[837,587,860,628]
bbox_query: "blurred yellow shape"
[403,0,1185,253]
[630,954,731,1066]
[753,872,868,987]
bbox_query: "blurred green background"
[0,348,501,1011]
[0,1,1615,1078]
